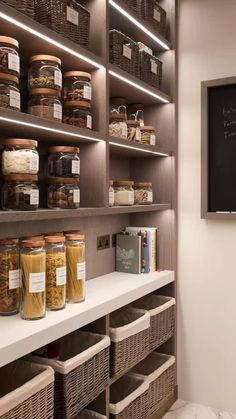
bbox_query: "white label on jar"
[8,53,20,72]
[123,44,132,60]
[109,190,115,206]
[151,59,158,74]
[150,134,156,146]
[73,189,80,203]
[72,160,80,175]
[153,8,161,22]
[29,272,45,293]
[66,5,79,26]
[87,115,92,129]
[10,90,20,109]
[122,124,127,138]
[136,129,141,143]
[53,103,62,120]
[54,70,62,87]
[148,191,153,202]
[77,262,86,280]
[83,85,92,100]
[9,269,20,290]
[56,266,67,286]
[30,154,39,172]
[128,191,134,203]
[30,189,39,205]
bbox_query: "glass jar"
[63,71,91,102]
[0,73,20,111]
[134,182,153,205]
[114,181,134,206]
[109,114,127,140]
[2,138,39,175]
[2,174,39,211]
[48,146,80,177]
[28,55,62,90]
[109,180,114,207]
[0,238,20,316]
[28,88,62,121]
[127,103,145,127]
[110,97,127,118]
[0,36,20,77]
[140,126,156,145]
[48,177,80,209]
[63,101,92,129]
[45,236,66,311]
[20,239,46,320]
[65,234,85,303]
[127,120,141,142]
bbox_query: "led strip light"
[109,141,169,156]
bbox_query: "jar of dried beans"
[65,234,86,303]
[140,126,156,146]
[0,73,20,111]
[47,177,80,209]
[63,100,92,129]
[28,55,62,90]
[114,181,134,206]
[134,182,153,205]
[0,36,20,77]
[127,120,141,142]
[109,114,127,140]
[48,146,80,178]
[2,174,39,211]
[2,138,39,175]
[63,71,91,102]
[45,235,66,311]
[28,88,62,121]
[0,238,20,316]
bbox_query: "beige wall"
[178,0,236,412]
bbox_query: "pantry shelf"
[108,136,171,156]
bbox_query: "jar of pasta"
[28,88,62,121]
[47,177,80,209]
[109,114,127,140]
[20,239,46,320]
[0,73,20,111]
[45,236,66,311]
[109,180,114,207]
[140,126,156,145]
[63,101,92,129]
[28,55,62,90]
[63,71,91,102]
[65,234,86,303]
[2,138,39,175]
[0,36,20,77]
[48,146,80,178]
[0,238,20,316]
[2,174,39,211]
[127,120,141,142]
[114,181,134,206]
[134,182,153,205]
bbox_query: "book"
[116,234,141,274]
[125,228,150,273]
[125,227,158,272]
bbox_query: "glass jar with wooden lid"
[63,71,91,102]
[127,120,141,143]
[65,234,86,303]
[63,100,92,129]
[110,97,127,118]
[140,126,156,146]
[28,55,62,90]
[45,235,66,311]
[109,180,115,207]
[48,146,80,177]
[114,181,134,206]
[109,114,127,140]
[0,238,20,316]
[134,182,153,205]
[2,138,39,175]
[127,103,145,126]
[28,88,62,121]
[0,73,20,111]
[47,177,80,209]
[2,174,39,211]
[0,36,20,77]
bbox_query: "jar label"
[30,189,39,205]
[123,44,132,60]
[109,190,115,206]
[128,191,135,203]
[53,103,62,120]
[9,269,20,290]
[151,59,158,75]
[72,160,80,174]
[87,115,92,129]
[83,85,92,100]
[8,53,20,73]
[10,90,20,109]
[153,8,161,22]
[77,262,86,280]
[66,5,79,26]
[29,272,46,293]
[122,124,127,137]
[56,266,67,286]
[30,154,39,172]
[73,189,80,203]
[54,70,62,87]
[148,191,153,202]
[136,129,141,143]
[150,134,156,146]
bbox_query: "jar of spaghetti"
[0,36,20,77]
[2,174,39,211]
[2,138,39,175]
[134,182,153,205]
[0,73,20,111]
[127,120,141,142]
[63,71,91,102]
[114,181,134,206]
[45,236,66,311]
[48,177,80,209]
[63,101,92,129]
[48,146,80,177]
[20,239,46,320]
[0,238,20,316]
[109,114,127,140]
[28,88,62,121]
[65,234,86,303]
[140,126,156,145]
[28,55,62,90]
[109,180,114,207]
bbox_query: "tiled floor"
[163,400,236,419]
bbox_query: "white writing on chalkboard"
[223,107,236,139]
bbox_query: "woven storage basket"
[109,307,150,377]
[35,0,90,48]
[29,330,110,419]
[76,409,107,419]
[133,295,175,351]
[139,51,163,89]
[143,1,167,36]
[110,374,149,419]
[0,360,54,419]
[110,30,140,78]
[122,0,145,16]
[131,352,176,416]
[2,0,34,19]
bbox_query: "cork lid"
[0,36,19,48]
[29,88,61,97]
[4,174,38,181]
[48,177,79,185]
[0,238,19,245]
[134,182,152,187]
[140,126,155,131]
[64,230,80,235]
[23,236,44,241]
[63,71,91,80]
[49,146,79,153]
[126,120,140,126]
[64,100,91,109]
[0,73,19,84]
[46,232,64,236]
[45,235,65,243]
[4,138,38,147]
[114,180,134,186]
[22,239,45,247]
[110,113,126,121]
[29,55,61,65]
[66,234,85,241]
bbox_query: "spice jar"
[109,180,114,207]
[20,239,46,320]
[28,55,62,90]
[65,234,85,303]
[2,138,39,175]
[63,71,91,102]
[28,88,62,121]
[48,177,80,209]
[140,126,156,145]
[114,181,134,206]
[127,120,141,142]
[109,114,127,140]
[2,174,39,211]
[45,236,66,311]
[48,146,80,177]
[0,73,20,111]
[63,101,92,129]
[110,97,127,118]
[0,238,20,316]
[0,36,20,77]
[127,103,145,126]
[134,182,153,205]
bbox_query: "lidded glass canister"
[0,238,20,316]
[45,235,66,311]
[65,234,85,303]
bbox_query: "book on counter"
[126,227,158,273]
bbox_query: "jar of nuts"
[134,182,153,205]
[48,177,80,209]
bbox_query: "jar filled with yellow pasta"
[20,239,46,320]
[0,238,20,316]
[65,234,85,303]
[45,235,66,311]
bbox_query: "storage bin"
[109,307,150,377]
[2,0,34,19]
[0,360,54,419]
[110,30,140,79]
[109,374,149,419]
[143,1,167,36]
[139,52,162,89]
[123,0,145,17]
[133,295,175,351]
[29,330,110,418]
[76,409,107,419]
[131,352,176,416]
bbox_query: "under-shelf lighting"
[0,11,104,69]
[109,0,170,51]
[109,141,169,156]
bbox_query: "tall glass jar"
[20,239,46,320]
[48,146,80,177]
[109,180,114,207]
[0,73,20,111]
[109,114,127,139]
[127,103,145,126]
[45,236,66,311]
[2,174,39,211]
[2,138,39,175]
[140,126,156,145]
[127,120,141,143]
[114,181,134,206]
[28,88,62,121]
[63,101,92,129]
[28,55,62,90]
[63,71,91,102]
[0,238,20,316]
[110,97,127,118]
[0,36,20,77]
[134,182,153,205]
[48,177,80,209]
[65,234,85,303]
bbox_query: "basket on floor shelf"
[110,30,140,78]
[139,51,163,89]
[0,360,54,419]
[2,0,35,19]
[76,409,107,419]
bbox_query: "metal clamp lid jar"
[63,100,92,129]
[0,73,20,111]
[28,88,62,121]
[2,138,39,175]
[63,71,91,102]
[45,235,66,311]
[127,120,141,143]
[0,238,20,316]
[65,233,86,303]
[48,146,80,178]
[0,36,20,77]
[47,177,80,209]
[114,180,134,206]
[140,126,156,145]
[109,113,127,140]
[28,54,62,90]
[134,182,153,205]
[2,174,39,211]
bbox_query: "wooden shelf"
[108,136,171,157]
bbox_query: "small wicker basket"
[76,409,107,419]
[139,51,163,89]
[123,0,145,16]
[110,30,140,79]
[143,1,167,36]
[2,0,34,19]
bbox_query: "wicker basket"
[133,295,175,351]
[76,409,107,419]
[0,360,54,419]
[131,352,176,416]
[110,374,149,419]
[29,330,110,419]
[110,30,140,78]
[143,1,167,36]
[35,0,90,48]
[122,0,145,16]
[109,307,150,377]
[139,51,163,89]
[2,0,34,19]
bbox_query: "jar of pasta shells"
[65,234,85,303]
[134,182,153,205]
[45,236,66,311]
[0,238,20,316]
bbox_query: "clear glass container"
[134,182,153,205]
[109,180,114,207]
[109,114,127,140]
[28,88,62,121]
[28,55,62,90]
[48,146,80,177]
[127,103,145,127]
[20,239,46,320]
[0,238,20,316]
[2,138,39,175]
[2,174,39,211]
[45,236,66,311]
[63,71,91,102]
[110,97,127,118]
[48,177,80,209]
[0,73,20,111]
[65,234,86,303]
[140,126,156,145]
[0,36,20,77]
[114,181,134,206]
[63,100,92,129]
[127,120,141,143]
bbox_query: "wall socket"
[97,235,110,251]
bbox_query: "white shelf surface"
[0,270,174,367]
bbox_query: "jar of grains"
[127,103,145,127]
[109,114,127,140]
[0,36,20,77]
[48,146,80,177]
[0,73,20,111]
[140,126,156,146]
[28,55,62,91]
[2,138,39,175]
[110,97,127,118]
[0,238,20,316]
[63,100,92,129]
[127,120,141,142]
[63,71,91,102]
[114,181,134,206]
[134,182,153,205]
[48,177,80,209]
[2,174,39,211]
[65,234,86,303]
[28,88,62,121]
[45,235,66,311]
[109,180,114,207]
